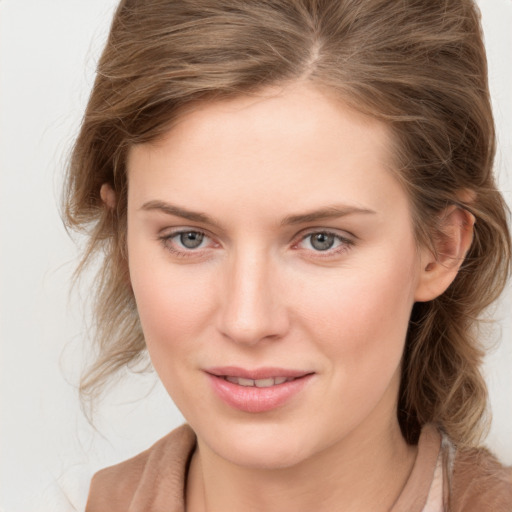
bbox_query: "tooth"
[224,376,292,387]
[238,377,255,387]
[255,378,275,388]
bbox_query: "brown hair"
[64,0,511,447]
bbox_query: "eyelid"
[157,226,355,259]
[293,226,356,244]
[292,228,356,255]
[158,226,219,256]
[159,226,214,241]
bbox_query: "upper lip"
[205,366,313,380]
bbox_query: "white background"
[0,1,511,511]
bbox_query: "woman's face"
[126,84,426,469]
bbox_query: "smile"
[205,367,314,413]
[224,376,294,387]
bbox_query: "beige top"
[86,424,512,512]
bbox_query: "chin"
[197,418,319,470]
[219,440,310,470]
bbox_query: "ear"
[100,183,116,209]
[414,205,475,302]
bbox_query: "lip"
[206,366,311,380]
[205,366,314,413]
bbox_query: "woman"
[64,0,512,510]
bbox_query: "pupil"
[180,231,204,249]
[311,233,334,251]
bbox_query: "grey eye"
[309,232,335,251]
[179,231,204,249]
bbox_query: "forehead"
[126,84,410,226]
[132,84,394,164]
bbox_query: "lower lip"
[206,373,313,413]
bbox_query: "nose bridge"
[218,244,287,345]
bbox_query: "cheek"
[127,241,216,360]
[295,252,417,385]
[301,276,413,427]
[128,257,217,407]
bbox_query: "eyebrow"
[281,205,377,225]
[140,200,376,227]
[141,200,217,225]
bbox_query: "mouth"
[204,367,314,413]
[223,376,296,387]
[206,366,313,385]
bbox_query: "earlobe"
[100,183,117,209]
[414,205,475,302]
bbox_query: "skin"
[123,83,472,512]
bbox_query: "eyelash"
[158,228,355,259]
[294,230,355,257]
[158,229,216,258]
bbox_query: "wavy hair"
[64,0,511,446]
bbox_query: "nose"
[217,247,290,346]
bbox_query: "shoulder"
[450,445,512,512]
[85,424,196,512]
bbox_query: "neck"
[186,417,417,512]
